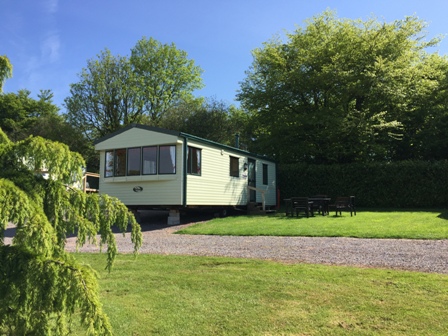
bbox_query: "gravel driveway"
[62,211,448,275]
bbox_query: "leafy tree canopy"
[0,129,142,335]
[160,97,253,148]
[0,55,13,92]
[0,89,98,171]
[238,11,448,163]
[0,89,59,141]
[65,37,204,140]
[131,37,204,123]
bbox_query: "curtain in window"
[159,145,176,174]
[169,146,176,173]
[105,151,114,177]
[142,146,157,174]
[196,149,201,173]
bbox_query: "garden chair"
[330,196,356,216]
[292,197,314,218]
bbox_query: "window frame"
[187,146,202,176]
[114,148,127,177]
[262,163,268,185]
[159,145,176,175]
[105,150,114,177]
[104,145,178,177]
[127,147,142,176]
[229,156,239,177]
[142,146,158,175]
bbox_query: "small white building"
[94,124,277,224]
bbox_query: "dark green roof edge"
[93,123,276,163]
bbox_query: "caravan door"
[248,158,256,202]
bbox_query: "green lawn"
[72,253,448,336]
[176,209,448,239]
[69,209,448,335]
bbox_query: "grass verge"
[72,253,448,335]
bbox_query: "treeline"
[2,11,448,175]
[238,11,448,164]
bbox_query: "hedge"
[277,160,448,208]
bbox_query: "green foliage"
[0,127,10,147]
[130,37,204,124]
[278,161,448,207]
[0,246,112,336]
[238,11,448,163]
[65,49,144,140]
[0,90,59,141]
[0,55,13,92]
[0,129,142,335]
[160,97,252,147]
[0,89,96,170]
[65,37,204,140]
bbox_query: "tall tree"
[160,97,251,147]
[0,129,142,335]
[130,37,204,125]
[391,53,448,160]
[0,55,13,92]
[237,11,444,163]
[0,89,97,170]
[65,37,204,139]
[65,49,143,140]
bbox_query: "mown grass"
[176,209,448,239]
[72,253,448,336]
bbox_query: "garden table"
[308,197,331,216]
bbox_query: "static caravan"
[94,124,277,224]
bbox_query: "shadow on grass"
[280,207,448,220]
[437,211,448,220]
[276,214,346,220]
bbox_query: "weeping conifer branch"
[0,127,142,334]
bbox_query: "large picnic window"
[105,145,176,177]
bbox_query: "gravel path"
[63,219,448,275]
[5,212,448,274]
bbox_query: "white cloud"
[43,0,58,14]
[41,32,61,63]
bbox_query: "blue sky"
[2,0,448,111]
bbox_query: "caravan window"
[105,150,114,177]
[230,156,239,177]
[114,149,126,177]
[262,164,268,185]
[127,147,141,176]
[159,145,176,174]
[104,145,176,177]
[142,146,157,175]
[187,146,201,175]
